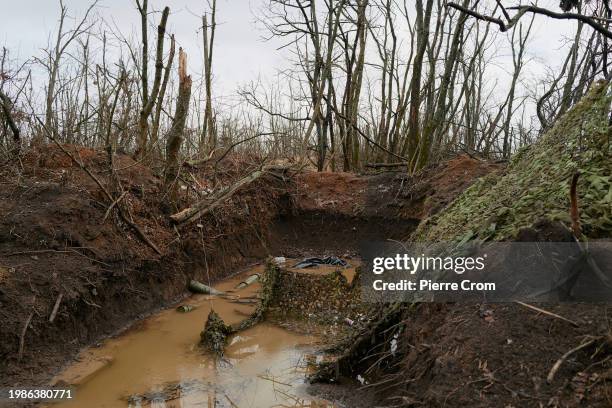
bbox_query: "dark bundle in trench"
[200,261,280,355]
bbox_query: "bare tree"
[165,48,193,202]
[201,0,217,154]
[135,2,170,159]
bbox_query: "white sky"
[0,0,287,99]
[0,0,582,120]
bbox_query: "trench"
[45,213,417,408]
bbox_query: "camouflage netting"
[200,310,233,355]
[414,80,612,242]
[200,261,280,355]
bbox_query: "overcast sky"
[0,0,287,100]
[0,0,578,110]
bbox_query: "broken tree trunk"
[165,48,192,202]
[0,89,20,143]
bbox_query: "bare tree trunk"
[404,0,434,161]
[0,90,20,144]
[165,48,192,202]
[152,35,176,157]
[201,1,217,154]
[135,4,170,159]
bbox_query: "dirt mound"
[0,145,287,388]
[271,159,498,257]
[295,156,499,220]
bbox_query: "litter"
[188,280,225,296]
[292,256,348,269]
[273,256,286,265]
[176,304,195,313]
[234,274,260,290]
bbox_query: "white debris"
[273,256,286,265]
[344,318,354,326]
[357,375,366,385]
[390,339,398,355]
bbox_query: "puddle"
[48,263,341,408]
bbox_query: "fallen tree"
[170,165,291,227]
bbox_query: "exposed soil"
[0,146,285,390]
[319,221,612,408]
[1,147,525,408]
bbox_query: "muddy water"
[49,263,338,408]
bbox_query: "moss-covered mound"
[414,80,612,242]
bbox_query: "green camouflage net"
[414,80,612,242]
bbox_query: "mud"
[47,264,330,408]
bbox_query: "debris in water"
[235,273,260,290]
[188,279,225,295]
[200,310,233,355]
[126,379,210,405]
[176,304,195,313]
[293,256,348,269]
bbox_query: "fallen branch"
[103,191,127,222]
[514,301,579,327]
[0,89,20,142]
[547,338,596,383]
[171,167,271,226]
[18,311,34,361]
[570,172,582,239]
[48,293,64,323]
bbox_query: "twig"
[103,191,127,222]
[257,374,293,387]
[514,301,579,327]
[547,338,597,383]
[49,293,64,323]
[224,393,239,408]
[18,311,34,361]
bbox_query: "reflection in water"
[49,263,340,408]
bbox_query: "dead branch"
[18,311,34,361]
[48,293,64,323]
[365,162,409,169]
[570,172,582,238]
[547,338,597,383]
[514,301,579,327]
[446,2,612,39]
[103,191,127,222]
[0,89,20,142]
[170,166,285,226]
